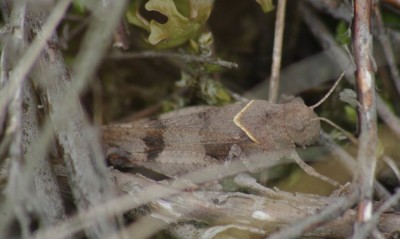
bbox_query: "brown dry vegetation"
[1,0,400,238]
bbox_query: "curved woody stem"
[352,0,378,236]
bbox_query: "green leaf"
[126,0,150,31]
[199,76,231,105]
[344,105,357,125]
[255,0,274,13]
[72,0,86,14]
[335,21,351,45]
[126,0,214,49]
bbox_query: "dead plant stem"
[373,6,400,96]
[352,0,378,230]
[269,0,287,103]
[108,51,238,69]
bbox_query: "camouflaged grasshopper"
[101,97,341,188]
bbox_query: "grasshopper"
[102,98,341,187]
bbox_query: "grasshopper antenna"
[310,117,358,144]
[308,70,356,144]
[310,71,346,110]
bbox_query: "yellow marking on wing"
[233,100,260,144]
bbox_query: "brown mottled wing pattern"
[102,103,258,176]
[102,101,296,177]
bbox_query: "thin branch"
[108,51,238,69]
[112,20,129,50]
[23,79,67,224]
[267,188,359,239]
[300,4,355,80]
[301,2,400,143]
[304,0,352,22]
[0,1,64,237]
[300,4,395,209]
[59,16,90,49]
[247,0,400,99]
[376,96,400,139]
[25,0,128,237]
[268,0,287,103]
[352,0,378,228]
[320,132,391,200]
[355,188,400,238]
[382,156,400,183]
[383,0,400,9]
[373,6,400,97]
[0,0,71,112]
[310,71,346,109]
[0,2,35,238]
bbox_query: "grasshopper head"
[283,98,321,146]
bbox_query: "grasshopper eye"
[105,145,133,167]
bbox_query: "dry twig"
[108,51,238,69]
[23,0,128,237]
[0,0,71,111]
[373,6,400,97]
[269,0,287,103]
[0,2,64,238]
[352,0,378,232]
